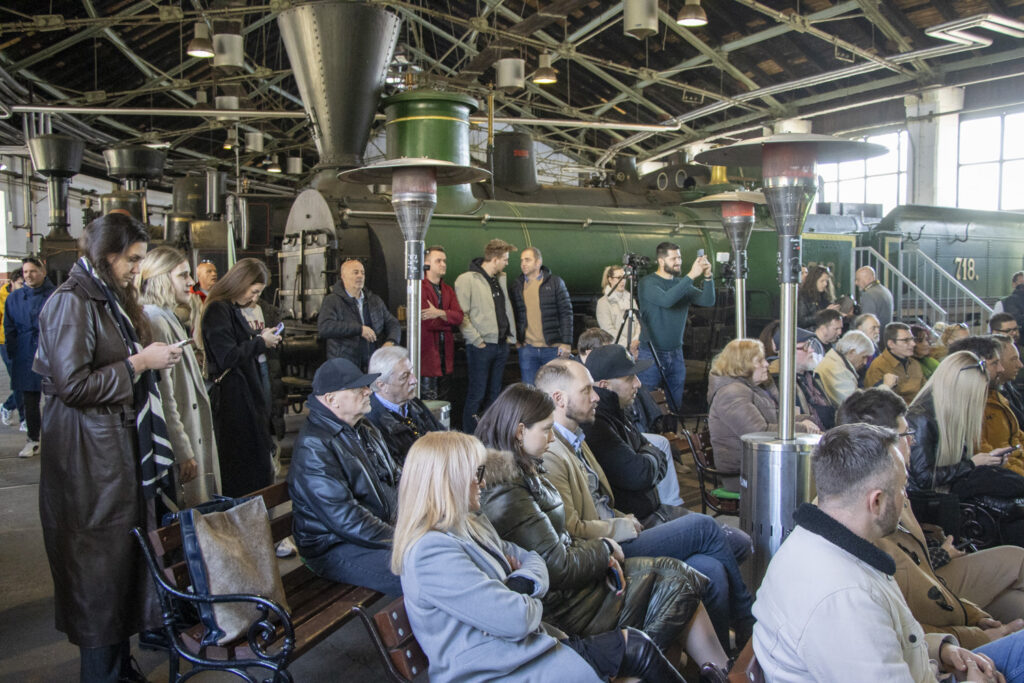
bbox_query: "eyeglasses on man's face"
[893,336,915,344]
[898,428,917,446]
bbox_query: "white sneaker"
[19,421,26,432]
[18,441,38,458]
[275,537,297,558]
[0,406,12,426]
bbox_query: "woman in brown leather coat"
[34,214,183,683]
[475,383,727,669]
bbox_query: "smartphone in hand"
[172,338,195,348]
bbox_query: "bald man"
[856,266,893,328]
[318,259,401,371]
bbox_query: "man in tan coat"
[865,322,925,405]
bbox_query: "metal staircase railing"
[854,247,946,326]
[898,247,994,331]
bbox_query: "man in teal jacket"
[637,242,714,409]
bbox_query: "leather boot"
[617,627,688,682]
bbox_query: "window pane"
[958,162,1000,209]
[838,177,865,203]
[866,174,898,214]
[1004,113,1024,160]
[899,172,907,207]
[818,162,838,183]
[838,158,865,180]
[898,130,909,172]
[866,133,900,176]
[1002,159,1024,211]
[821,181,838,203]
[960,116,1001,164]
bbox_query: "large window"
[957,112,1024,211]
[817,131,909,215]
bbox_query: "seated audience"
[753,423,1014,683]
[854,312,881,350]
[981,335,1024,475]
[949,335,1005,385]
[932,322,970,361]
[577,326,613,364]
[708,338,818,493]
[906,351,1015,493]
[475,383,726,666]
[535,358,755,650]
[809,308,844,356]
[787,327,836,430]
[814,330,874,407]
[995,331,1024,430]
[912,324,940,378]
[839,387,1024,646]
[365,345,444,464]
[288,358,402,595]
[865,322,926,405]
[392,431,695,683]
[758,320,780,361]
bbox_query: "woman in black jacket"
[797,265,839,329]
[200,258,281,496]
[475,383,727,667]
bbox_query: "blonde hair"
[710,338,765,380]
[910,350,987,470]
[601,264,624,292]
[139,246,189,310]
[391,432,499,575]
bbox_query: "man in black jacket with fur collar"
[287,358,403,595]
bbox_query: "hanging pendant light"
[266,154,282,174]
[676,0,708,27]
[187,22,215,58]
[223,128,238,150]
[532,53,558,85]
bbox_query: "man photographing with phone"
[636,242,715,411]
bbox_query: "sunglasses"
[959,357,987,377]
[475,465,486,486]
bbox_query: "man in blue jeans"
[536,358,754,650]
[637,241,715,410]
[509,246,573,385]
[454,239,518,432]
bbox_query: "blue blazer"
[401,528,602,683]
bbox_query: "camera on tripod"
[622,252,650,275]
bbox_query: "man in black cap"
[287,358,403,595]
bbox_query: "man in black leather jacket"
[287,358,403,594]
[365,345,445,464]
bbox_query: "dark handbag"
[908,489,961,537]
[952,466,1024,499]
[204,367,231,413]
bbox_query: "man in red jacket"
[421,245,464,401]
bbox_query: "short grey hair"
[835,330,875,356]
[369,345,410,383]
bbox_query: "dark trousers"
[23,389,41,442]
[463,342,509,433]
[80,640,129,683]
[0,344,22,418]
[303,542,402,595]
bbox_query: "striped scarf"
[78,257,175,501]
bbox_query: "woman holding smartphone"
[140,246,221,507]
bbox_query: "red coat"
[420,278,463,377]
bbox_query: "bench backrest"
[359,597,429,682]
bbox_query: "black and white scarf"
[78,256,175,501]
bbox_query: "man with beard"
[785,327,836,430]
[979,335,1024,475]
[636,242,714,410]
[287,358,403,595]
[753,423,1007,682]
[535,357,754,650]
[419,245,463,401]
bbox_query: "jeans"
[975,629,1024,683]
[637,347,686,412]
[463,342,510,433]
[303,542,403,596]
[620,512,754,648]
[0,344,22,418]
[519,345,559,385]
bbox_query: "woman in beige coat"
[140,246,221,507]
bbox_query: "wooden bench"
[355,596,429,682]
[132,481,384,682]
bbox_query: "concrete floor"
[0,376,718,682]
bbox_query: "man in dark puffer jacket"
[509,247,573,385]
[288,358,402,595]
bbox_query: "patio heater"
[688,191,765,338]
[339,158,489,395]
[696,134,886,585]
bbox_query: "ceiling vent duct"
[624,0,659,39]
[495,57,526,90]
[27,134,84,239]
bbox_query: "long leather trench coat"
[34,264,159,647]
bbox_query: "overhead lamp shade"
[286,156,303,175]
[532,54,558,85]
[624,0,659,39]
[214,94,240,120]
[213,32,244,70]
[495,58,526,90]
[223,129,238,150]
[267,154,282,173]
[676,0,708,27]
[245,131,265,153]
[187,23,215,58]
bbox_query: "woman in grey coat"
[140,246,221,507]
[392,431,697,683]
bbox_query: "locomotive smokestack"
[277,1,401,170]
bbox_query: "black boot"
[617,627,688,683]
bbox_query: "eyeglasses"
[959,357,987,377]
[893,337,916,343]
[898,428,917,445]
[998,327,1020,335]
[475,465,486,486]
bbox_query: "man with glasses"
[287,358,403,595]
[366,345,444,465]
[865,322,926,405]
[975,335,1024,476]
[837,387,1024,653]
[777,327,835,430]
